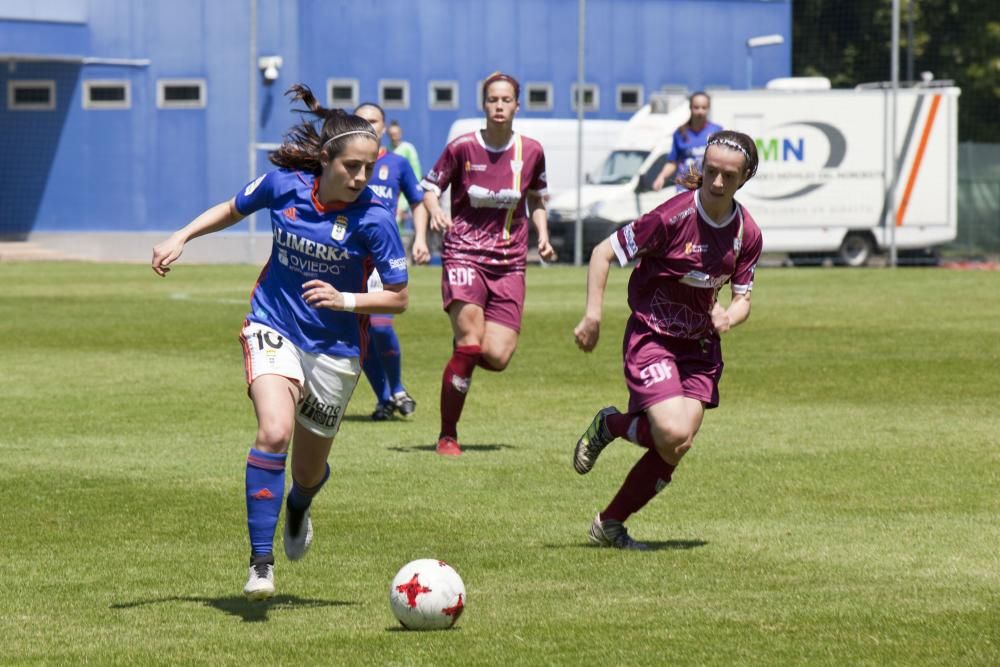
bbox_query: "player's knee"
[653,437,693,466]
[650,421,694,451]
[255,422,292,453]
[480,350,511,371]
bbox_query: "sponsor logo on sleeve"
[623,223,638,257]
[389,257,407,271]
[244,175,266,196]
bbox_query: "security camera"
[258,56,283,84]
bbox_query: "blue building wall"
[0,0,790,235]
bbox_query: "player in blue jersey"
[354,102,424,421]
[651,92,723,192]
[151,84,409,601]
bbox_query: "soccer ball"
[389,559,466,630]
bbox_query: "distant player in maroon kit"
[572,130,763,549]
[413,72,557,456]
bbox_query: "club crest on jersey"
[510,159,523,175]
[331,215,348,241]
[378,165,389,180]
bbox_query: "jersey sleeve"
[234,171,277,215]
[398,159,425,206]
[527,148,548,197]
[731,214,763,294]
[609,210,668,266]
[359,206,409,286]
[420,142,459,197]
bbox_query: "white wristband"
[341,292,356,312]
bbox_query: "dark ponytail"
[269,84,377,173]
[678,130,759,191]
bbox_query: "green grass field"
[1,262,998,665]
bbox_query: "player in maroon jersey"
[572,130,763,549]
[413,72,557,456]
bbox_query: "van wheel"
[838,233,874,267]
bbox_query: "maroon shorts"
[622,317,724,412]
[441,261,525,332]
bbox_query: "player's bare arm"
[423,189,451,232]
[574,238,617,352]
[712,291,751,334]
[151,198,245,276]
[528,193,557,262]
[302,280,409,315]
[412,191,450,265]
[651,161,678,192]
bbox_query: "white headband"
[322,130,377,151]
[707,137,751,164]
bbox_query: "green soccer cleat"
[574,406,620,474]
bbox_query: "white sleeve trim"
[420,179,442,196]
[732,282,752,295]
[609,231,630,267]
[527,187,548,197]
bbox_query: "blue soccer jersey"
[366,148,423,217]
[234,169,408,357]
[666,121,723,185]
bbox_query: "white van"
[546,81,960,265]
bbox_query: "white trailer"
[547,82,960,265]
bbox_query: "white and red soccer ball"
[389,559,466,630]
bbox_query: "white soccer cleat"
[588,513,649,551]
[243,555,276,600]
[283,509,313,561]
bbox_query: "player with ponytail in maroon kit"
[413,72,556,456]
[572,131,763,549]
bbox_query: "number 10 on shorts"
[448,266,476,286]
[640,360,673,387]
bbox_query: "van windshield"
[594,150,650,184]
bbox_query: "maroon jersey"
[611,190,763,341]
[422,131,547,272]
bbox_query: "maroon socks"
[601,449,676,523]
[440,345,481,438]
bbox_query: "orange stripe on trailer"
[895,94,942,227]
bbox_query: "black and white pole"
[573,0,586,267]
[888,0,900,267]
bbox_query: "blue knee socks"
[245,448,287,557]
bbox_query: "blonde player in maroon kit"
[573,130,763,549]
[413,72,557,456]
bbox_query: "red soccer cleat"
[435,436,462,457]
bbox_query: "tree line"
[793,0,999,142]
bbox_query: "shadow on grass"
[547,539,709,552]
[385,443,514,454]
[342,415,394,423]
[384,625,464,633]
[110,594,356,623]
